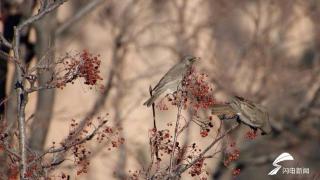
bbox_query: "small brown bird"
[143,56,198,107]
[212,96,271,135]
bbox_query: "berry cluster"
[146,67,248,178]
[245,130,257,140]
[52,50,103,89]
[24,154,39,178]
[224,149,240,166]
[158,68,217,138]
[185,144,209,178]
[158,67,215,112]
[189,158,205,177]
[79,50,103,86]
[71,140,91,175]
[149,128,175,158]
[62,115,123,177]
[200,129,209,137]
[147,126,211,179]
[220,139,241,177]
[181,68,215,110]
[232,168,241,176]
[199,116,214,138]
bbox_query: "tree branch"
[27,119,107,169]
[16,0,67,31]
[176,123,240,176]
[11,1,68,178]
[0,33,12,49]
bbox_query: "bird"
[143,55,198,107]
[211,96,272,135]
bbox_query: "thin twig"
[55,0,104,36]
[149,86,157,130]
[147,85,159,176]
[0,140,21,160]
[27,120,107,169]
[168,98,183,176]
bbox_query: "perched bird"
[143,56,198,107]
[212,96,272,135]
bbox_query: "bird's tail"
[211,104,236,115]
[143,92,161,107]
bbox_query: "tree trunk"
[28,10,57,152]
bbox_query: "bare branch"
[0,50,21,65]
[55,0,105,36]
[16,0,67,31]
[13,25,28,178]
[27,120,108,169]
[0,33,12,48]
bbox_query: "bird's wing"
[229,99,262,127]
[240,101,265,127]
[258,106,271,133]
[152,62,186,92]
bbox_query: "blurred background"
[1,0,320,179]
